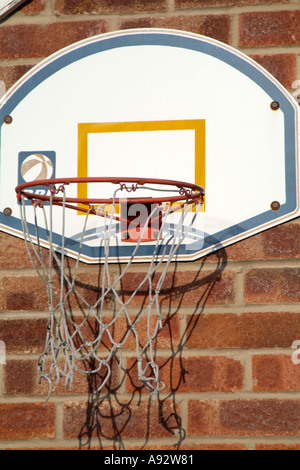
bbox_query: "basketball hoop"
[15,177,204,402]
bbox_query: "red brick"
[129,442,247,450]
[5,444,106,450]
[180,443,247,450]
[253,355,300,392]
[0,65,33,91]
[0,271,110,311]
[224,236,264,261]
[227,223,300,261]
[63,399,180,438]
[244,268,300,304]
[219,400,300,436]
[188,400,219,436]
[188,399,300,436]
[250,54,296,90]
[0,21,109,60]
[111,313,180,350]
[0,275,50,310]
[260,223,300,259]
[120,15,231,44]
[126,356,244,393]
[239,11,300,47]
[0,232,50,270]
[256,444,300,450]
[3,360,36,395]
[22,0,47,15]
[54,0,167,14]
[120,269,235,307]
[0,233,33,268]
[175,0,289,8]
[0,318,47,354]
[244,269,280,304]
[220,399,300,435]
[0,403,55,440]
[69,271,112,308]
[186,312,300,349]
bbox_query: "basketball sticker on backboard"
[18,151,56,204]
[0,29,299,263]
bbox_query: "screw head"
[3,207,12,216]
[271,201,280,211]
[4,115,12,124]
[270,101,280,111]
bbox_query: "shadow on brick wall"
[55,244,228,449]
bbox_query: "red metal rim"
[16,177,205,211]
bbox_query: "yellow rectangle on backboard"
[77,120,205,211]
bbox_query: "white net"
[17,180,203,403]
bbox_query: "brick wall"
[0,0,300,451]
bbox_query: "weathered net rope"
[18,182,202,403]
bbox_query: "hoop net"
[16,178,204,402]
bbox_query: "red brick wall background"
[0,0,300,451]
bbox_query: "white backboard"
[0,29,299,263]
